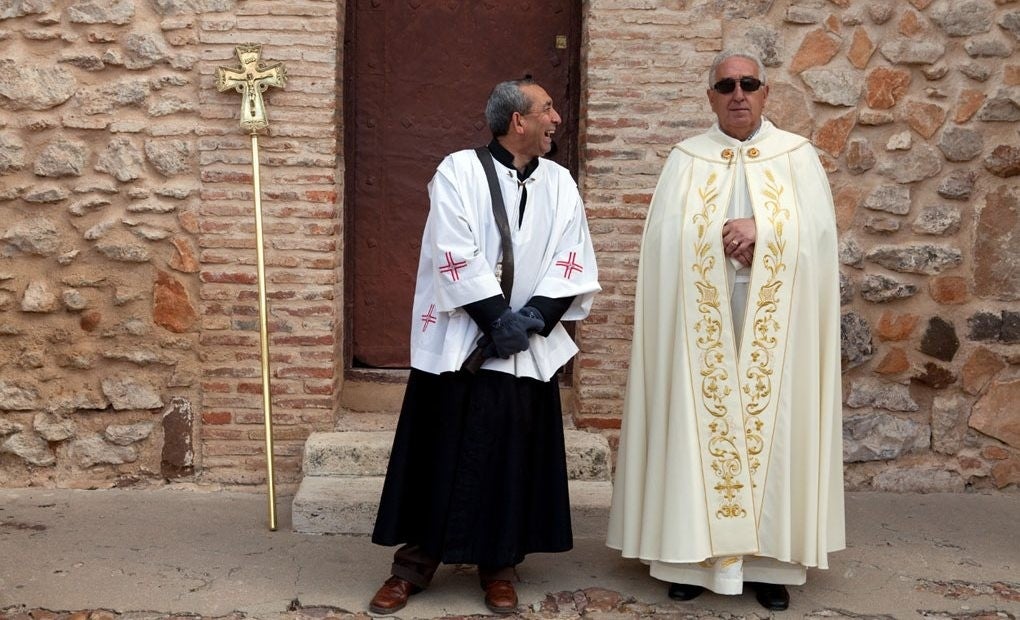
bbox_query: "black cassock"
[371,367,572,568]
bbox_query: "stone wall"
[579,0,1020,492]
[0,0,341,487]
[1,0,1018,492]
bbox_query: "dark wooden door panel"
[347,1,580,367]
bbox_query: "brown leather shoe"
[368,575,421,615]
[482,579,518,615]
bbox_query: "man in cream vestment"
[606,50,845,611]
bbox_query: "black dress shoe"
[747,581,789,611]
[667,582,705,601]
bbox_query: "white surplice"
[410,148,600,382]
[606,120,845,592]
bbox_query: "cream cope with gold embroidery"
[674,130,803,555]
[607,119,845,570]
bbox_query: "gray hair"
[485,77,537,136]
[708,50,767,86]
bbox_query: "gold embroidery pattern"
[697,556,741,569]
[720,556,742,568]
[691,172,746,519]
[741,169,790,482]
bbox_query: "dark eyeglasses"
[712,77,763,94]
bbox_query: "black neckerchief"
[487,138,538,227]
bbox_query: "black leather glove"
[483,308,544,359]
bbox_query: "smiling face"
[517,84,561,160]
[707,56,769,141]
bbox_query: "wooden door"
[345,0,581,368]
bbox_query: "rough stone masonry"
[0,0,1018,493]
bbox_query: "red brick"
[204,366,260,378]
[304,258,338,269]
[304,380,334,395]
[200,270,258,285]
[304,223,340,235]
[274,397,334,409]
[574,416,623,430]
[238,382,295,395]
[621,193,652,205]
[275,366,334,379]
[204,440,264,457]
[271,335,335,346]
[201,169,253,183]
[202,411,233,425]
[202,427,247,440]
[304,190,337,203]
[588,118,649,129]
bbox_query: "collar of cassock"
[487,138,538,227]
[487,138,539,182]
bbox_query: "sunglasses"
[712,77,763,94]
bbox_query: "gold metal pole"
[250,130,277,531]
[216,44,287,531]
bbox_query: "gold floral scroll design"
[741,169,790,482]
[691,172,746,519]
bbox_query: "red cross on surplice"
[439,251,467,281]
[420,303,437,332]
[555,251,584,279]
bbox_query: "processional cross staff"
[216,43,287,531]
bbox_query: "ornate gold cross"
[213,44,286,531]
[216,43,287,132]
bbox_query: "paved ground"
[1,486,1018,620]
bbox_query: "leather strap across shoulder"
[474,146,514,300]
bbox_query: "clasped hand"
[722,217,756,267]
[482,307,545,359]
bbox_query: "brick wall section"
[193,1,342,485]
[575,2,723,432]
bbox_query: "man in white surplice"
[369,78,600,617]
[606,50,845,612]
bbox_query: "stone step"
[292,476,612,538]
[292,429,615,536]
[302,429,612,481]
